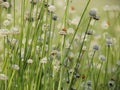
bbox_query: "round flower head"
[2,2,10,9]
[52,14,58,21]
[86,80,92,86]
[106,39,112,46]
[86,29,93,35]
[99,55,106,61]
[40,57,47,64]
[27,59,33,64]
[108,79,115,88]
[89,8,97,18]
[11,64,20,70]
[48,5,56,12]
[0,74,8,80]
[92,44,99,51]
[67,28,74,34]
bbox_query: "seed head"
[93,44,99,51]
[48,5,56,12]
[2,2,10,9]
[0,74,8,80]
[11,64,20,70]
[89,8,97,18]
[52,14,58,21]
[27,59,33,64]
[108,79,115,87]
[99,55,106,61]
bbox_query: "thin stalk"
[8,70,16,90]
[63,0,91,61]
[58,36,65,90]
[13,0,15,26]
[94,62,103,90]
[104,46,110,89]
[68,17,92,89]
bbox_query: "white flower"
[7,14,13,21]
[0,74,8,80]
[11,64,20,70]
[40,57,47,64]
[10,27,19,34]
[103,5,110,11]
[99,55,106,61]
[2,2,10,9]
[70,16,80,25]
[101,21,109,29]
[82,46,87,51]
[3,20,11,26]
[51,50,58,56]
[67,28,74,34]
[52,60,60,71]
[59,30,67,35]
[27,59,33,64]
[0,29,10,36]
[48,5,56,12]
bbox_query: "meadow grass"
[0,0,120,90]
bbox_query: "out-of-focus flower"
[86,29,93,35]
[52,59,60,71]
[108,79,115,88]
[106,38,112,46]
[99,55,106,61]
[48,5,56,12]
[52,14,58,21]
[0,29,10,36]
[89,8,97,17]
[59,28,67,35]
[40,57,47,64]
[0,74,8,80]
[51,50,59,56]
[27,59,33,64]
[70,16,80,25]
[69,6,76,13]
[3,20,11,26]
[11,64,20,70]
[92,44,99,51]
[7,14,13,21]
[101,20,109,29]
[89,8,99,20]
[83,80,93,90]
[2,2,10,9]
[67,28,74,34]
[10,27,20,34]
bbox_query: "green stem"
[104,46,110,89]
[8,70,16,90]
[68,17,92,89]
[63,0,91,61]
